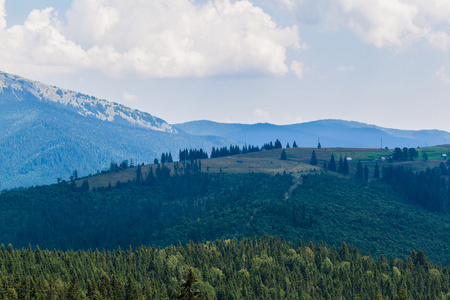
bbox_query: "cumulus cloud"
[290,60,304,80]
[0,7,88,77]
[281,0,450,50]
[436,67,450,85]
[254,108,270,118]
[338,0,425,48]
[0,0,302,79]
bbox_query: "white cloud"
[436,67,450,85]
[338,0,425,48]
[122,91,137,102]
[0,7,88,77]
[0,0,302,79]
[254,108,270,118]
[290,60,304,80]
[337,65,355,72]
[283,0,450,50]
[427,31,450,50]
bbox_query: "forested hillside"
[2,164,450,266]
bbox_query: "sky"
[1,0,450,131]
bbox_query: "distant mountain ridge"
[0,72,231,190]
[0,72,174,132]
[175,119,450,148]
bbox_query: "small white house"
[346,157,352,161]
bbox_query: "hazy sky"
[1,0,450,130]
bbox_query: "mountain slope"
[0,72,173,132]
[0,72,232,190]
[2,169,450,265]
[175,119,450,148]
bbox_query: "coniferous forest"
[2,152,450,298]
[0,236,449,299]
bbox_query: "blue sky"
[1,0,450,131]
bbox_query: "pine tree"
[328,154,336,171]
[374,162,380,178]
[176,269,205,299]
[66,273,81,300]
[399,289,408,300]
[142,280,156,299]
[99,274,112,299]
[136,165,143,185]
[111,274,125,300]
[274,139,282,149]
[292,141,298,148]
[125,274,140,300]
[356,161,363,179]
[343,157,349,175]
[286,142,290,148]
[310,150,318,166]
[280,150,287,160]
[338,155,343,173]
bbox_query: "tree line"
[0,236,448,299]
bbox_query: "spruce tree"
[356,160,363,179]
[280,150,287,160]
[274,139,282,149]
[136,165,143,185]
[310,150,318,166]
[328,154,336,171]
[176,269,204,299]
[125,274,140,300]
[374,162,380,178]
[338,155,344,173]
[66,273,81,300]
[343,157,349,175]
[292,141,298,148]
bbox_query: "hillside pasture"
[77,145,450,190]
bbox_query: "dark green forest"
[1,166,450,266]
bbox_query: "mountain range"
[0,72,230,190]
[175,120,450,149]
[2,71,450,190]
